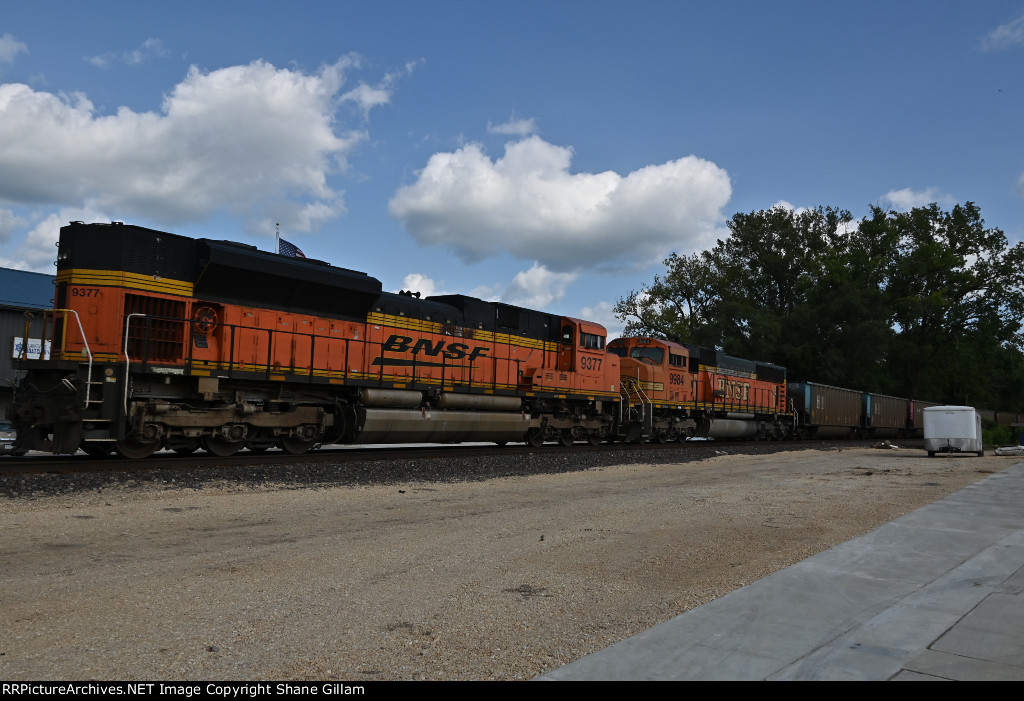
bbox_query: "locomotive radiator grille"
[124,294,187,363]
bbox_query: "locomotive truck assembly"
[6,222,1013,459]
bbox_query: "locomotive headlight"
[104,368,114,377]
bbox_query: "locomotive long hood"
[194,239,383,320]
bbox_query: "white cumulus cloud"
[0,207,26,243]
[487,116,537,136]
[400,272,445,297]
[388,135,731,272]
[0,33,28,65]
[397,271,499,301]
[86,38,169,67]
[502,263,577,308]
[0,57,389,241]
[0,207,109,272]
[342,58,421,119]
[981,12,1024,51]
[881,187,954,211]
[577,301,623,339]
[772,200,809,215]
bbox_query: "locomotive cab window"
[580,332,605,349]
[669,353,685,367]
[630,347,664,364]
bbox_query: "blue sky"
[1,1,1022,337]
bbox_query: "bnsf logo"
[717,377,751,401]
[381,334,490,362]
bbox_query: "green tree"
[799,207,898,390]
[869,202,1024,403]
[707,205,854,377]
[612,251,720,346]
[616,201,1024,410]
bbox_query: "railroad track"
[0,438,884,479]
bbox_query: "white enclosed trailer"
[923,405,984,457]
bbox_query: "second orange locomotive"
[609,336,789,442]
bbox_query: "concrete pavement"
[539,462,1024,680]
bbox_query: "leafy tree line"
[615,202,1024,410]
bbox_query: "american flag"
[278,238,306,258]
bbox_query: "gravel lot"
[0,444,1010,680]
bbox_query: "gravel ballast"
[0,445,1009,680]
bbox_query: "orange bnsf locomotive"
[8,222,791,458]
[609,337,790,442]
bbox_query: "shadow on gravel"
[0,442,895,499]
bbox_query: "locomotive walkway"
[539,461,1024,681]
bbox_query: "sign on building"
[11,337,51,360]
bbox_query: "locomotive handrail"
[121,309,528,398]
[55,308,94,409]
[123,313,147,416]
[633,377,651,425]
[617,385,631,432]
[27,308,94,408]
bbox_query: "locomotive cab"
[608,337,693,404]
[608,337,697,442]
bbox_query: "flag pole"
[275,222,280,255]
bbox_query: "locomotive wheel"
[81,442,114,457]
[115,439,160,460]
[587,433,602,447]
[279,437,315,455]
[202,436,243,457]
[558,429,574,447]
[526,427,544,448]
